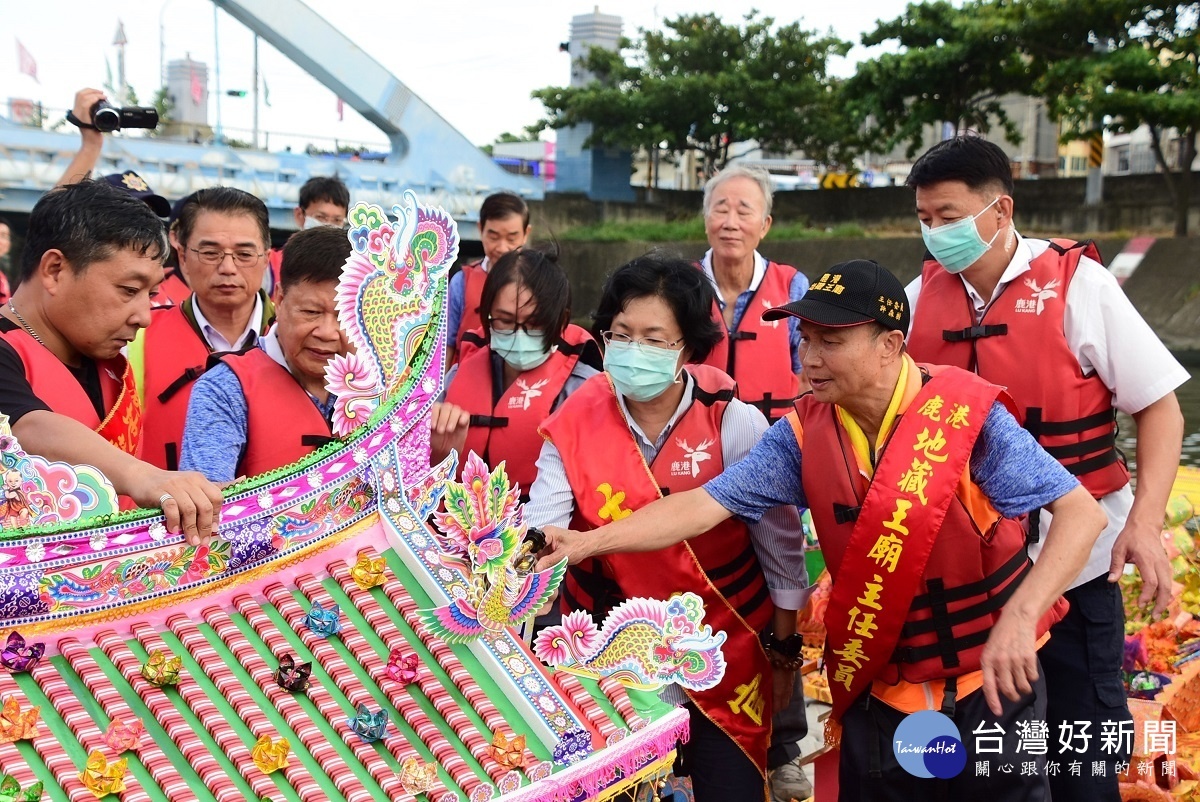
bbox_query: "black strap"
[724,329,756,377]
[703,540,757,582]
[460,329,487,348]
[900,559,1031,638]
[734,580,772,626]
[728,331,757,342]
[711,553,762,602]
[891,626,991,665]
[1042,430,1116,459]
[468,414,509,428]
[941,324,1008,343]
[66,110,98,130]
[1028,507,1042,545]
[909,548,1029,610]
[157,365,207,403]
[833,503,861,524]
[691,383,736,407]
[940,676,958,717]
[749,393,799,417]
[300,434,339,448]
[1063,448,1121,476]
[164,442,179,472]
[1033,407,1116,437]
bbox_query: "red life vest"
[908,239,1129,499]
[541,364,774,773]
[220,348,335,477]
[700,260,801,420]
[266,247,284,300]
[139,304,216,471]
[0,273,10,306]
[1,327,142,456]
[445,324,597,499]
[793,364,1066,692]
[151,269,191,309]
[454,261,487,356]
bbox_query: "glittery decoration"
[0,696,39,742]
[349,552,386,590]
[78,749,127,797]
[303,599,342,638]
[0,633,43,673]
[100,718,144,753]
[251,734,290,774]
[140,649,182,687]
[385,648,418,686]
[346,704,389,743]
[486,730,526,770]
[274,654,311,693]
[398,756,438,795]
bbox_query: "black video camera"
[90,100,159,133]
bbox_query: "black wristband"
[760,630,804,659]
[66,111,98,131]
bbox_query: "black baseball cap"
[762,259,910,333]
[103,171,171,218]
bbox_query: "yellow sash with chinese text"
[96,359,143,457]
[823,369,1000,721]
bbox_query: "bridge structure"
[0,0,542,237]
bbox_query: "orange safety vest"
[908,239,1129,500]
[541,364,774,775]
[1,327,142,456]
[700,261,801,420]
[792,364,1066,719]
[138,304,214,471]
[151,268,191,309]
[220,347,335,477]
[445,324,597,498]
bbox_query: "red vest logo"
[509,378,548,410]
[671,438,714,478]
[1016,277,1061,315]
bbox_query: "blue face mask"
[490,328,551,371]
[603,340,683,402]
[920,196,1003,274]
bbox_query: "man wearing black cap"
[537,259,1107,801]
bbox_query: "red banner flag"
[336,97,344,122]
[16,40,37,83]
[190,66,202,106]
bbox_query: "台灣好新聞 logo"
[893,710,967,779]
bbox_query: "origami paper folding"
[274,654,312,693]
[0,697,39,743]
[487,730,527,771]
[140,650,182,687]
[0,772,42,801]
[101,718,144,753]
[346,704,388,743]
[0,633,43,673]
[385,649,418,686]
[303,600,342,638]
[350,553,386,590]
[78,750,127,797]
[251,734,290,774]
[397,756,438,795]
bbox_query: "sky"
[1,0,914,152]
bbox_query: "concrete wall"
[531,172,1200,237]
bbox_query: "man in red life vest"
[128,187,275,472]
[264,176,350,300]
[178,226,351,481]
[538,260,1108,801]
[698,164,809,420]
[904,135,1188,801]
[447,192,531,364]
[0,181,222,545]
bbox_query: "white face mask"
[920,196,1004,274]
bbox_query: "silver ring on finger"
[158,493,174,507]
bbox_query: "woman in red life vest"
[528,255,809,802]
[432,247,601,502]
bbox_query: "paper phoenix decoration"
[534,593,728,692]
[419,452,565,643]
[326,195,458,437]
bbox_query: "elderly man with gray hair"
[697,164,809,422]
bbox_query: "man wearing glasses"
[178,226,351,482]
[129,187,275,471]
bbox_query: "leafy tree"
[844,1,1030,158]
[532,12,852,176]
[1015,0,1200,235]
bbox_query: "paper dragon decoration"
[419,452,565,643]
[0,414,117,532]
[326,194,458,437]
[534,593,728,692]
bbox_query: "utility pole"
[252,35,260,149]
[113,21,128,105]
[1084,39,1110,206]
[213,5,223,144]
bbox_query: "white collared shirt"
[699,249,767,310]
[191,293,264,353]
[906,233,1189,587]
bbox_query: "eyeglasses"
[188,247,265,268]
[489,318,543,334]
[310,213,347,227]
[601,331,684,351]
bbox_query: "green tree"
[844,1,1030,158]
[532,12,852,176]
[1015,0,1200,235]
